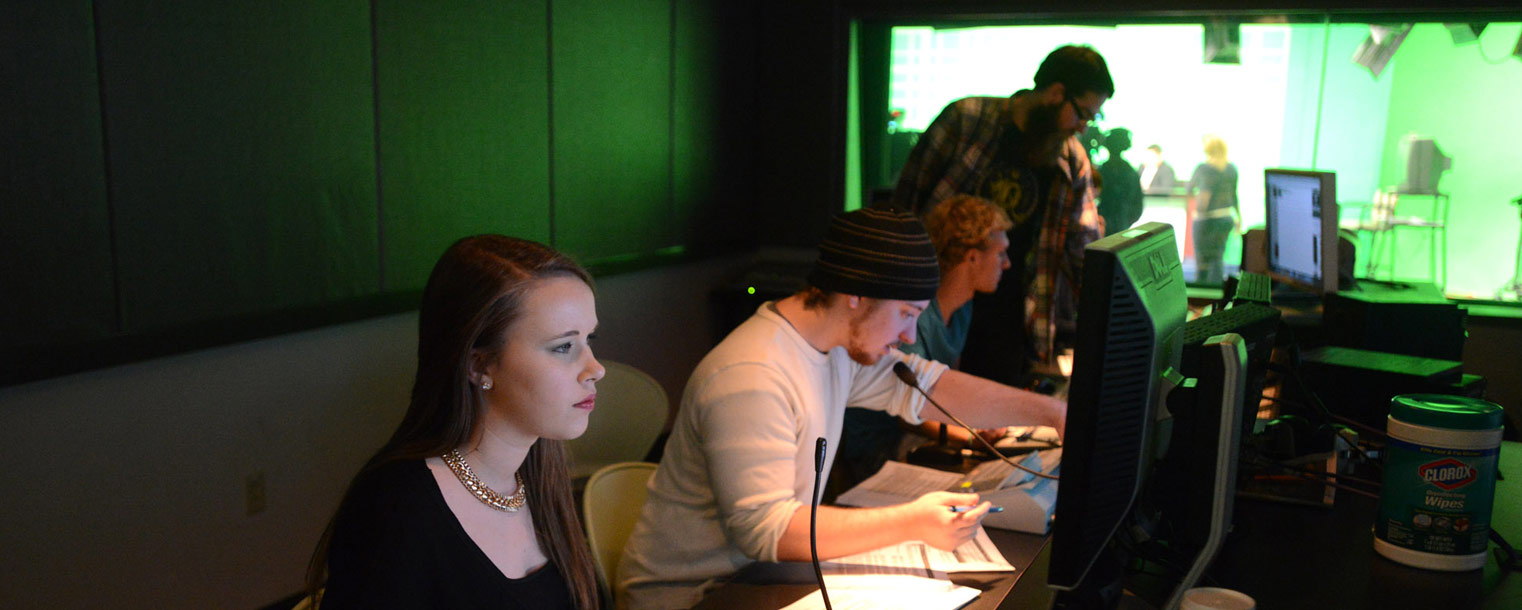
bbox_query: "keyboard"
[1232,271,1273,305]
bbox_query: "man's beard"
[845,301,886,365]
[845,342,879,365]
[1017,100,1068,167]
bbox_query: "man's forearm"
[775,504,914,561]
[921,369,1064,430]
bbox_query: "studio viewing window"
[855,19,1522,301]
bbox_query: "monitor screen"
[1264,169,1338,294]
[1047,222,1187,598]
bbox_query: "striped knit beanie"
[807,207,939,301]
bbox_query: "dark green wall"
[98,2,380,334]
[375,0,553,290]
[752,1,845,247]
[0,0,756,384]
[1,2,115,349]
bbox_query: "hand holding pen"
[949,505,1004,513]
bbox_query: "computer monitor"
[1398,134,1451,195]
[1264,169,1338,295]
[1049,224,1254,608]
[1149,282,1280,554]
[1048,222,1188,603]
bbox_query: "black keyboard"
[1231,271,1273,306]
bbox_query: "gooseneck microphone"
[811,436,832,610]
[892,361,1058,481]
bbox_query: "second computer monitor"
[1047,222,1187,597]
[1264,169,1338,295]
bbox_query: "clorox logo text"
[1419,458,1476,491]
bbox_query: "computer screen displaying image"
[1264,169,1338,294]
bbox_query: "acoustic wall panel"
[752,1,837,247]
[673,0,755,251]
[375,0,552,292]
[0,3,115,349]
[96,1,378,333]
[551,0,673,263]
[2,0,757,386]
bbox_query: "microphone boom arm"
[892,361,1059,481]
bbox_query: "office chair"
[564,360,669,480]
[582,461,658,605]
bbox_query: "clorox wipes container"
[1375,394,1504,571]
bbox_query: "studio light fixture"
[1352,24,1411,78]
[1444,23,1486,45]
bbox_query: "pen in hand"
[948,505,1003,513]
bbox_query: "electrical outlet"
[246,472,267,516]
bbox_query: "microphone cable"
[892,361,1058,481]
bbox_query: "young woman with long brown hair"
[307,235,602,609]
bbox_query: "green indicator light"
[747,286,756,295]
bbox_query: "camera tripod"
[1504,193,1522,300]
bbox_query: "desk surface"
[691,527,1051,610]
[694,441,1519,610]
[1199,440,1521,610]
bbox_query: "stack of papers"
[828,527,1015,574]
[835,449,1061,534]
[779,529,1014,610]
[779,577,980,610]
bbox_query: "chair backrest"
[289,590,321,610]
[565,360,669,479]
[583,461,658,604]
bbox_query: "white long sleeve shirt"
[618,304,948,609]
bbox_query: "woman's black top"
[322,459,574,610]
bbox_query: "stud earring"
[481,377,493,391]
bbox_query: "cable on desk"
[1238,450,1385,492]
[1110,516,1207,590]
[1110,495,1229,592]
[1256,392,1385,456]
[1257,393,1386,442]
[1268,321,1386,471]
[1254,461,1381,500]
[1237,446,1383,504]
[1270,324,1375,439]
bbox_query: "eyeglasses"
[1065,96,1103,127]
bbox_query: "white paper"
[835,452,1063,534]
[835,452,1056,506]
[827,527,1015,574]
[963,456,1024,492]
[779,576,981,610]
[835,460,962,508]
[774,518,1016,609]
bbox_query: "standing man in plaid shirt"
[890,44,1112,388]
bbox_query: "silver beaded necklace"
[443,449,527,512]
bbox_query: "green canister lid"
[1389,394,1504,430]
